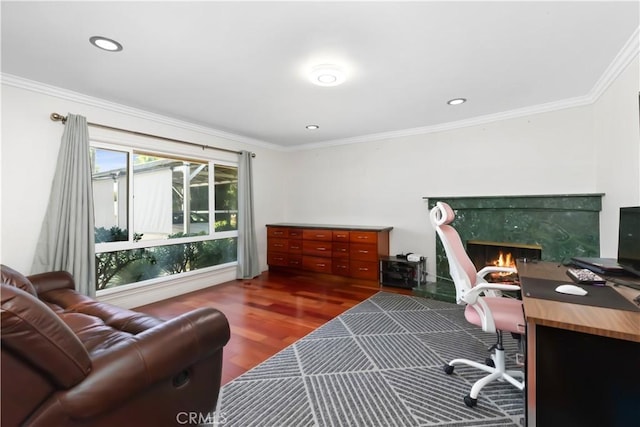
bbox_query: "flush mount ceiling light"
[89,36,123,52]
[447,98,467,105]
[309,65,346,87]
[306,124,319,130]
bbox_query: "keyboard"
[566,268,606,285]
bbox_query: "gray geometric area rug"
[217,292,524,426]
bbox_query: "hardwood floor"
[135,270,412,385]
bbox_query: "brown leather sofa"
[1,265,230,426]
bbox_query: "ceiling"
[2,1,638,148]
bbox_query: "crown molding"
[292,26,640,152]
[293,94,595,151]
[589,26,639,103]
[0,73,285,152]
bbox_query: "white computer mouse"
[555,284,588,296]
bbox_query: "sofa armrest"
[28,271,75,295]
[59,307,230,418]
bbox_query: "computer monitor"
[617,206,640,277]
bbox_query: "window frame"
[91,137,239,293]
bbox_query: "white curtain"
[32,114,96,296]
[236,151,260,279]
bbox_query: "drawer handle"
[357,236,367,239]
[273,231,284,235]
[274,243,284,247]
[291,245,300,249]
[275,257,284,261]
[358,250,369,254]
[359,267,369,271]
[316,234,326,238]
[316,247,327,251]
[317,263,326,267]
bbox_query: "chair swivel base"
[443,348,525,407]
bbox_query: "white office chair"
[430,201,526,407]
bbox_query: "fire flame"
[493,251,515,268]
[482,250,519,282]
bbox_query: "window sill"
[97,263,238,309]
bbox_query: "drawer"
[350,261,378,280]
[267,252,288,266]
[303,256,333,273]
[287,255,302,268]
[267,227,289,238]
[350,243,378,262]
[303,240,332,257]
[303,229,332,241]
[333,261,350,276]
[332,242,350,259]
[350,231,378,244]
[268,238,289,252]
[288,239,302,254]
[268,253,302,268]
[332,230,350,241]
[288,229,303,238]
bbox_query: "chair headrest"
[431,202,456,226]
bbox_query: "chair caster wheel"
[464,395,478,407]
[485,357,495,368]
[443,364,454,375]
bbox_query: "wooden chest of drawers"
[266,223,392,281]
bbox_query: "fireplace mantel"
[424,194,604,285]
[424,194,604,211]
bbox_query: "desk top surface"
[518,261,640,342]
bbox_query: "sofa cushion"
[39,288,163,334]
[57,311,137,356]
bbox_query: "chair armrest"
[473,283,520,293]
[60,307,230,418]
[477,266,517,278]
[463,283,521,304]
[28,271,75,295]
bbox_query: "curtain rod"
[50,113,255,158]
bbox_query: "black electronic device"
[570,257,625,275]
[617,206,640,278]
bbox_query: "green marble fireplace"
[416,194,603,302]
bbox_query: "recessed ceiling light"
[306,124,319,130]
[447,98,467,105]
[309,65,345,87]
[89,36,123,52]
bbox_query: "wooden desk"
[518,261,640,427]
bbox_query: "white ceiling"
[2,1,638,148]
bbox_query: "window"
[92,145,238,291]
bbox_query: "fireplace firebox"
[467,240,542,282]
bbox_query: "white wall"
[594,57,640,257]
[2,54,638,302]
[287,107,601,278]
